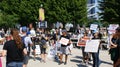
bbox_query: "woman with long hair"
[110,27,120,67]
[2,28,27,67]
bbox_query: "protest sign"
[59,37,69,45]
[77,41,86,47]
[35,45,41,54]
[85,40,100,53]
[90,24,98,30]
[108,24,119,34]
[39,21,47,28]
[47,46,56,60]
[77,37,90,47]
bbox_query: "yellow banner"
[39,8,45,21]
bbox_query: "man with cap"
[59,29,72,65]
[21,26,33,67]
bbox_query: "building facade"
[87,0,101,20]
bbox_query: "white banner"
[85,40,100,53]
[59,37,69,45]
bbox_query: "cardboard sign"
[90,24,98,30]
[77,37,90,47]
[35,45,41,54]
[59,37,69,45]
[77,41,86,46]
[47,46,56,60]
[85,40,100,53]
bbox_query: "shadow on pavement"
[71,55,113,67]
[77,64,87,67]
[70,56,83,63]
[100,60,113,65]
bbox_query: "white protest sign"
[59,37,69,45]
[47,46,56,60]
[90,24,98,30]
[85,40,100,53]
[35,45,41,54]
[108,24,119,34]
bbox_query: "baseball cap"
[22,26,27,32]
[27,31,31,35]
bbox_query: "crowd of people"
[0,23,119,67]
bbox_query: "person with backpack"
[21,27,33,67]
[40,34,48,63]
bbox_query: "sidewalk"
[0,45,113,67]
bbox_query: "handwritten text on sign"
[59,37,69,45]
[85,40,100,53]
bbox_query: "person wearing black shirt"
[110,27,120,67]
[2,29,27,67]
[59,30,71,65]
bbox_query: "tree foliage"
[0,12,19,28]
[0,0,87,27]
[44,0,87,25]
[100,0,120,24]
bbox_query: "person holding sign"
[81,32,90,64]
[91,31,101,67]
[59,30,71,65]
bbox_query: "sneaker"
[59,61,63,65]
[64,62,67,65]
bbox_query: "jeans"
[92,50,100,67]
[6,62,23,67]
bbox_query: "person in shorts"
[59,29,71,65]
[40,35,48,63]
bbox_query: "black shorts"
[23,55,29,64]
[40,46,46,54]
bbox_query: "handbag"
[109,48,116,61]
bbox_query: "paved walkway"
[0,45,113,67]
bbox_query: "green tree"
[0,0,41,26]
[0,12,19,29]
[0,0,87,27]
[44,0,87,26]
[100,0,120,24]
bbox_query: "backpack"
[21,36,27,45]
[40,39,47,48]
